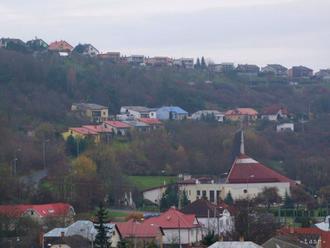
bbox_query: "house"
[144,207,202,246]
[43,220,121,248]
[173,58,194,69]
[260,105,289,121]
[209,63,235,73]
[66,127,101,142]
[288,66,313,79]
[0,203,75,225]
[262,235,313,248]
[156,106,188,120]
[276,123,294,132]
[72,43,99,56]
[138,118,163,129]
[71,103,109,123]
[98,52,121,62]
[123,120,150,132]
[115,219,164,247]
[236,64,260,77]
[261,64,288,77]
[181,199,234,236]
[103,120,131,135]
[315,69,330,80]
[0,38,27,52]
[225,131,295,199]
[48,40,73,56]
[127,55,145,65]
[120,106,157,119]
[225,108,258,122]
[26,38,48,51]
[191,110,225,122]
[146,57,173,66]
[208,241,262,248]
[82,124,113,143]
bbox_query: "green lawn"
[126,175,177,190]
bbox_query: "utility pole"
[178,217,181,248]
[42,138,49,169]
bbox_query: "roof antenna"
[240,121,245,155]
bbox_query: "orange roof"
[70,127,98,135]
[83,125,113,133]
[225,108,258,116]
[138,118,162,125]
[48,40,73,52]
[104,121,131,129]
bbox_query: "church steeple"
[240,130,245,154]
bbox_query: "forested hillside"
[1,48,330,209]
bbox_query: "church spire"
[240,129,245,154]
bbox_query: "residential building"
[127,55,145,65]
[288,66,313,79]
[260,105,289,121]
[276,123,294,132]
[315,69,330,80]
[0,38,27,52]
[71,103,109,123]
[263,235,313,248]
[120,106,157,119]
[156,106,188,120]
[82,124,113,143]
[43,220,121,248]
[103,120,131,135]
[173,58,194,69]
[48,40,73,56]
[0,203,75,225]
[123,120,150,132]
[225,108,258,122]
[26,38,48,51]
[208,241,262,248]
[144,207,202,246]
[65,127,101,142]
[209,63,235,73]
[191,110,225,122]
[181,199,234,235]
[236,64,260,76]
[146,57,173,66]
[261,64,288,77]
[98,52,121,62]
[115,219,164,247]
[138,118,163,129]
[73,43,99,56]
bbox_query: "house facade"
[225,108,258,122]
[288,66,313,79]
[210,63,235,73]
[276,123,294,132]
[191,110,225,122]
[173,58,194,69]
[236,64,260,76]
[127,55,145,65]
[261,105,289,121]
[120,106,157,119]
[98,52,121,62]
[146,57,173,66]
[73,43,99,56]
[71,103,109,123]
[48,40,73,56]
[156,106,188,120]
[26,38,48,51]
[261,64,288,77]
[103,121,131,135]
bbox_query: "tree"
[160,184,179,211]
[94,203,111,248]
[224,191,234,205]
[201,56,207,69]
[201,231,218,246]
[72,155,97,178]
[180,190,190,209]
[195,58,201,69]
[256,187,282,209]
[283,191,294,209]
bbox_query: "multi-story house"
[71,103,109,123]
[173,58,194,69]
[48,40,73,56]
[261,64,288,77]
[73,43,99,57]
[26,38,49,51]
[236,64,260,76]
[127,55,145,65]
[288,66,313,79]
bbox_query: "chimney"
[239,235,244,242]
[240,130,245,154]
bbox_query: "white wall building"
[276,123,294,132]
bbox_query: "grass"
[126,175,177,190]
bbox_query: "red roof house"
[48,40,73,53]
[0,203,75,222]
[116,219,164,238]
[225,108,258,121]
[103,121,131,135]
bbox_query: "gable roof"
[157,106,188,114]
[82,125,113,133]
[263,235,312,248]
[261,105,289,115]
[225,108,258,116]
[226,154,295,185]
[115,219,163,238]
[70,127,99,135]
[144,207,199,229]
[104,120,131,129]
[48,40,73,52]
[0,203,74,218]
[181,199,230,218]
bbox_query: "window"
[202,190,207,199]
[243,189,248,194]
[216,190,221,203]
[197,190,200,196]
[210,190,215,203]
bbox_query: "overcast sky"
[1,0,329,69]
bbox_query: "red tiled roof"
[261,105,289,115]
[0,203,73,218]
[82,125,113,133]
[182,199,230,218]
[48,40,73,52]
[144,207,199,229]
[227,154,296,185]
[104,121,131,129]
[138,118,162,125]
[70,127,98,135]
[225,108,258,116]
[115,219,163,238]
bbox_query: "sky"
[0,0,329,69]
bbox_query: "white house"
[276,123,294,132]
[191,110,225,122]
[261,105,289,121]
[120,106,157,119]
[173,58,194,69]
[127,55,145,65]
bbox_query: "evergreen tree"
[201,231,218,246]
[180,190,190,208]
[160,184,179,211]
[201,56,207,69]
[224,191,234,205]
[94,203,110,248]
[195,58,201,69]
[283,191,294,209]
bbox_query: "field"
[126,175,177,190]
